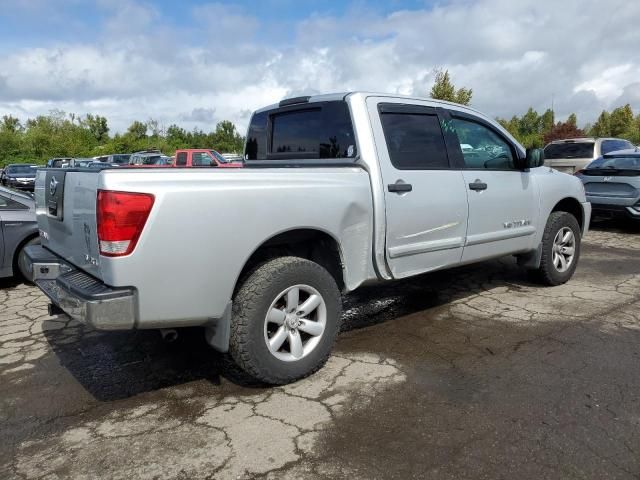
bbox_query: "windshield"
[7,165,36,174]
[209,150,227,163]
[587,156,640,171]
[544,142,594,159]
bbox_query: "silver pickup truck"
[25,92,591,384]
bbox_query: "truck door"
[367,99,469,279]
[442,110,539,262]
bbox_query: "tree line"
[430,69,640,148]
[0,110,245,166]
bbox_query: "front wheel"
[229,256,341,385]
[533,211,581,286]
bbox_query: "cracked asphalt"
[1,219,639,479]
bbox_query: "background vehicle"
[0,186,38,278]
[544,137,635,173]
[94,154,131,165]
[26,92,590,385]
[128,150,173,166]
[72,158,95,168]
[0,164,38,191]
[46,158,73,168]
[174,149,243,167]
[575,148,640,221]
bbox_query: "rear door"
[367,99,469,278]
[443,111,539,262]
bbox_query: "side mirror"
[525,148,545,169]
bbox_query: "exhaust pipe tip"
[160,328,178,343]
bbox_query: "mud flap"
[205,301,232,352]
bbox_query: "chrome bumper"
[23,245,137,330]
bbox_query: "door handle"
[468,180,487,191]
[388,182,412,193]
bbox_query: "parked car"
[73,158,96,168]
[575,148,640,221]
[94,154,131,165]
[174,149,243,167]
[128,150,173,166]
[0,164,38,191]
[88,161,120,169]
[544,137,635,174]
[25,92,590,385]
[46,158,73,168]
[0,186,38,279]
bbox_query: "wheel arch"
[551,197,585,233]
[233,228,346,296]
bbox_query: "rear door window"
[380,111,449,169]
[544,142,594,159]
[176,152,187,166]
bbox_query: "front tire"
[534,211,581,286]
[229,256,341,385]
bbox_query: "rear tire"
[16,236,40,282]
[229,256,341,385]
[533,212,581,286]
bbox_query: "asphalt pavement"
[1,220,639,479]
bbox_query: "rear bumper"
[23,245,137,330]
[589,202,640,221]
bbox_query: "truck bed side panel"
[91,168,374,328]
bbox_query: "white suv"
[544,137,634,174]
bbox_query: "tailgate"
[35,169,103,279]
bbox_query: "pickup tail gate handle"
[388,182,413,193]
[469,180,488,191]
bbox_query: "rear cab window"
[544,142,594,159]
[245,100,357,164]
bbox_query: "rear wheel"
[16,236,40,282]
[229,256,341,385]
[533,212,581,286]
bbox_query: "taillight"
[96,190,154,257]
[574,170,584,176]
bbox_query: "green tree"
[1,115,22,133]
[541,109,554,135]
[567,113,577,128]
[590,111,611,137]
[609,104,634,137]
[212,120,244,153]
[127,121,147,140]
[430,69,473,105]
[83,114,109,142]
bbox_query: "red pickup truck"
[174,149,243,168]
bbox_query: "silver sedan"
[0,187,39,279]
[575,149,640,221]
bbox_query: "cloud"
[181,107,217,123]
[0,0,638,132]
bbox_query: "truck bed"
[35,167,375,328]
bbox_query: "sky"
[0,0,639,134]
